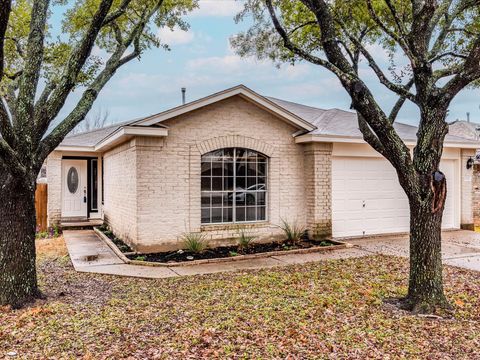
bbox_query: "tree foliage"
[0,0,197,308]
[232,0,480,313]
[0,0,197,182]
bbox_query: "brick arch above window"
[195,135,276,158]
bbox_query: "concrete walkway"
[64,229,480,279]
[349,230,480,271]
[63,230,369,279]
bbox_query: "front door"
[62,160,88,218]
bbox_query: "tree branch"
[365,0,414,60]
[38,0,115,131]
[389,78,415,123]
[14,0,50,137]
[334,18,417,102]
[0,97,16,147]
[429,0,477,58]
[102,0,134,26]
[36,0,164,164]
[0,138,26,178]
[384,0,407,38]
[0,0,12,81]
[440,36,480,101]
[264,0,347,80]
[357,112,386,156]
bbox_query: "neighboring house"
[47,85,479,252]
[449,120,480,142]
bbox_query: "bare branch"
[440,36,480,101]
[335,19,417,102]
[288,21,317,35]
[429,51,468,63]
[0,0,12,80]
[389,78,415,123]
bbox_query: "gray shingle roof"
[60,89,478,148]
[60,121,130,147]
[267,97,477,144]
[449,121,480,141]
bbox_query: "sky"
[57,0,480,127]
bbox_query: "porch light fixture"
[466,157,474,169]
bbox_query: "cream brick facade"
[303,142,332,239]
[103,141,138,245]
[46,151,62,225]
[130,97,312,252]
[46,92,479,252]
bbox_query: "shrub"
[237,228,256,251]
[279,219,306,244]
[35,231,49,239]
[182,232,207,253]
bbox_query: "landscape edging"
[94,227,353,268]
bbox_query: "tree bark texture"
[403,177,449,312]
[0,171,38,308]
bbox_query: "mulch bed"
[126,239,339,263]
[97,225,133,253]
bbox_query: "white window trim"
[201,147,268,225]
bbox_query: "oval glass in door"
[67,167,79,194]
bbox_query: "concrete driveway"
[348,230,480,271]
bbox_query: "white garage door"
[332,157,456,238]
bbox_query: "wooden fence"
[35,183,48,232]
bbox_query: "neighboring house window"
[201,148,267,224]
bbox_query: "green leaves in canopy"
[3,0,197,90]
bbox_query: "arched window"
[201,148,267,224]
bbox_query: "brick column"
[46,151,62,226]
[303,142,332,239]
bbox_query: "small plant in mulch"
[181,232,207,253]
[279,219,307,245]
[236,227,257,253]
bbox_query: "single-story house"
[46,85,479,252]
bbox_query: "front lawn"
[1,238,480,358]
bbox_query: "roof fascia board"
[56,145,97,152]
[133,86,316,132]
[296,134,479,149]
[94,126,168,152]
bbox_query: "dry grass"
[35,236,68,259]
[1,237,480,358]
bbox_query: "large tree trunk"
[403,196,449,313]
[0,172,39,308]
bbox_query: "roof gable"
[132,85,317,132]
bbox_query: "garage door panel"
[332,157,456,237]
